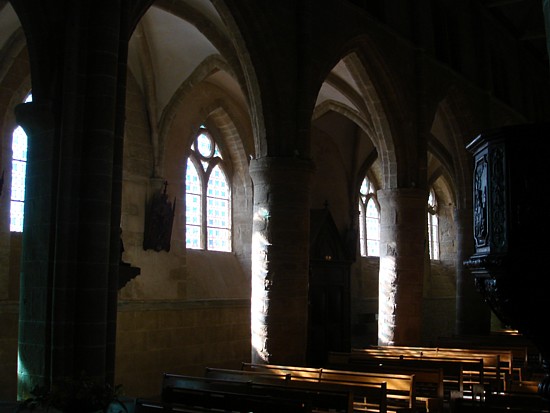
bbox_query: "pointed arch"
[207,0,267,158]
[315,41,415,190]
[158,55,240,169]
[433,86,479,209]
[129,0,264,171]
[313,99,375,138]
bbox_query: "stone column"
[377,188,427,345]
[15,1,129,397]
[249,157,314,365]
[543,0,550,64]
[15,101,56,398]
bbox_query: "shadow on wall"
[186,249,250,299]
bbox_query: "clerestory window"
[358,176,380,257]
[10,93,32,232]
[428,188,440,260]
[185,125,231,251]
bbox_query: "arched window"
[358,176,380,257]
[10,93,32,232]
[428,188,440,260]
[185,125,231,251]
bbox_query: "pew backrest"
[135,398,215,412]
[360,345,507,391]
[241,363,397,413]
[347,349,482,398]
[435,335,530,367]
[241,361,322,381]
[205,366,291,383]
[162,373,315,412]
[328,351,445,400]
[206,367,372,413]
[319,367,416,410]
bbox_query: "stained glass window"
[10,93,32,232]
[185,126,231,251]
[428,188,439,260]
[359,176,380,257]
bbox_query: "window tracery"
[10,93,32,232]
[428,188,440,260]
[185,126,231,251]
[358,176,380,257]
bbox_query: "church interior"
[1,0,550,412]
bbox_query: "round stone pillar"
[377,188,427,345]
[13,0,129,396]
[249,157,314,365]
[15,101,56,398]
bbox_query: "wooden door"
[307,208,351,366]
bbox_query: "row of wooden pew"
[341,346,508,393]
[328,344,549,412]
[434,333,541,369]
[240,362,418,412]
[134,363,425,412]
[132,342,548,413]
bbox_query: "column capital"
[14,100,55,137]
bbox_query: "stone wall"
[0,297,251,400]
[352,255,458,348]
[115,299,250,398]
[0,301,18,400]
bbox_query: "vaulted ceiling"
[476,0,549,68]
[1,0,548,125]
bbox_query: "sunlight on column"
[17,350,32,400]
[251,207,271,362]
[378,253,397,345]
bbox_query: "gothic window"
[358,176,380,257]
[185,125,231,251]
[428,188,440,260]
[10,93,32,232]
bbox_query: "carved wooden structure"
[464,123,550,400]
[143,181,176,252]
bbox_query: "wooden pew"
[434,337,530,382]
[241,362,322,381]
[450,391,550,413]
[367,345,507,392]
[432,347,510,390]
[239,362,389,412]
[387,345,511,391]
[436,333,540,371]
[320,367,416,412]
[161,373,316,412]
[328,352,444,412]
[205,366,292,383]
[242,362,415,413]
[508,379,539,394]
[205,367,356,412]
[135,398,220,412]
[352,347,491,389]
[347,349,483,400]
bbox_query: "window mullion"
[360,201,367,256]
[201,170,209,249]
